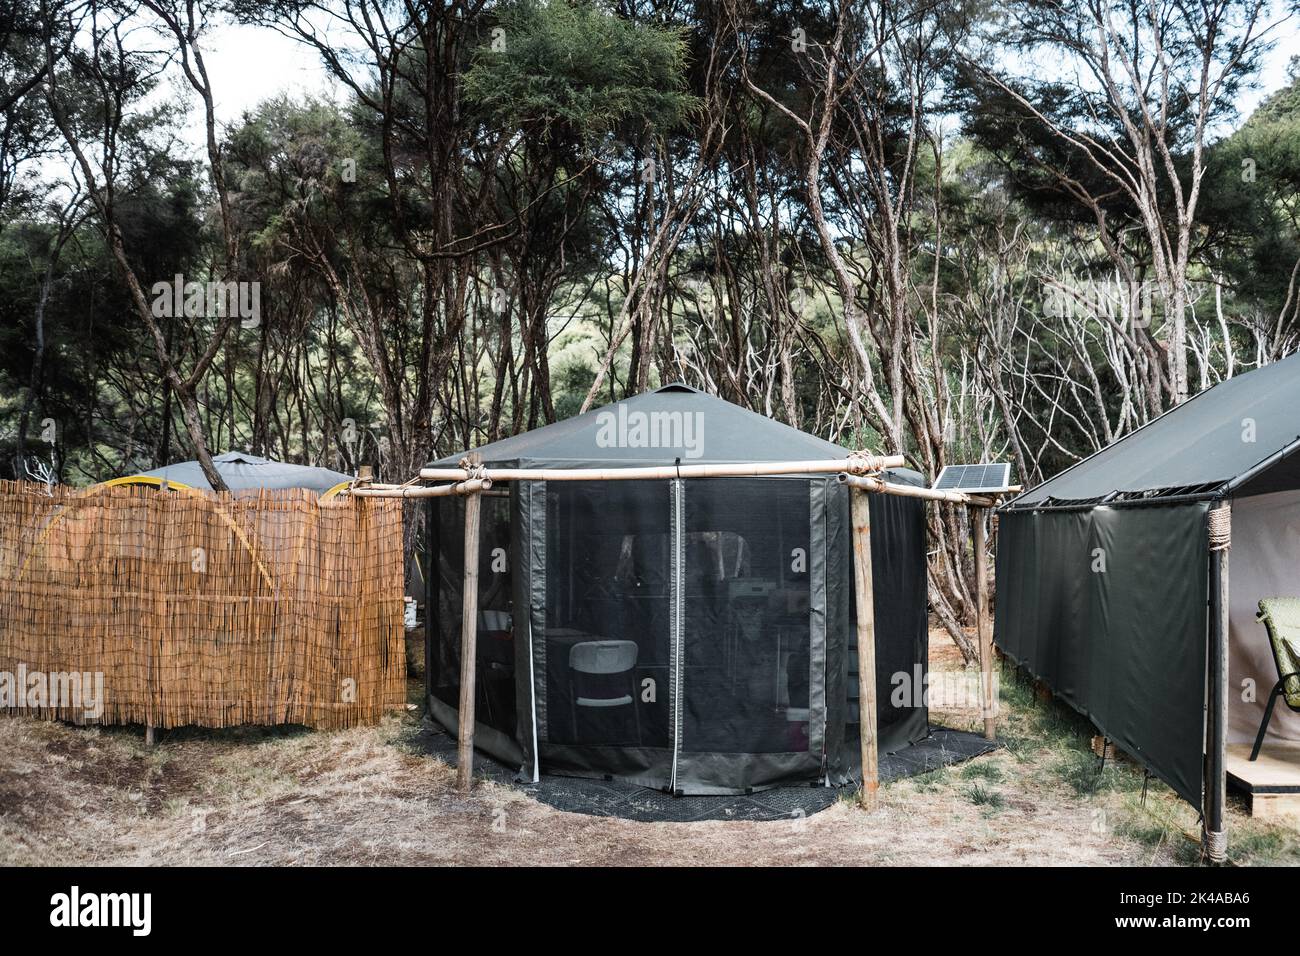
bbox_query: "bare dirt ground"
[3,632,1299,867]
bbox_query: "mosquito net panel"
[535,480,675,788]
[429,493,518,762]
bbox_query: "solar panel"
[933,463,1012,493]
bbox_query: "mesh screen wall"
[836,478,930,780]
[429,475,929,793]
[532,481,674,786]
[669,479,824,791]
[681,479,811,754]
[429,492,520,763]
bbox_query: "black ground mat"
[413,723,999,822]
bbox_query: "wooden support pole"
[1205,500,1231,863]
[973,507,996,740]
[145,725,157,747]
[456,486,483,793]
[850,488,880,811]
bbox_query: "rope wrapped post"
[1205,501,1232,863]
[456,456,487,792]
[844,450,896,476]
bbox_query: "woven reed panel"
[0,481,405,729]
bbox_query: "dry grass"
[3,643,1300,867]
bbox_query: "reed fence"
[0,480,405,729]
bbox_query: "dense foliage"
[4,0,1298,654]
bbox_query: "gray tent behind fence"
[426,384,931,794]
[997,350,1300,811]
[135,451,353,494]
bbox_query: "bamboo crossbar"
[418,455,906,484]
[346,478,492,498]
[836,473,998,507]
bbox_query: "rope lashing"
[1205,828,1227,862]
[1208,506,1232,552]
[846,450,890,475]
[457,457,487,479]
[455,456,490,495]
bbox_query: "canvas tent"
[424,384,931,794]
[996,350,1300,854]
[122,451,354,495]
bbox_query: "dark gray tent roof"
[432,383,853,468]
[1009,350,1300,509]
[135,451,353,494]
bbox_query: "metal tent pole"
[973,507,996,740]
[425,497,437,718]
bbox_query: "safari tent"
[996,350,1300,856]
[422,384,932,794]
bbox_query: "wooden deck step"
[1226,742,1300,822]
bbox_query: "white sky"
[46,12,1300,171]
[191,14,1299,142]
[1240,21,1299,113]
[198,21,344,129]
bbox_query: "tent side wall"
[994,502,1211,805]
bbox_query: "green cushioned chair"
[1251,598,1300,761]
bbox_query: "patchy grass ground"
[3,638,1300,866]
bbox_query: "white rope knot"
[1208,507,1231,552]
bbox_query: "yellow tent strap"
[96,475,195,492]
[319,480,352,501]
